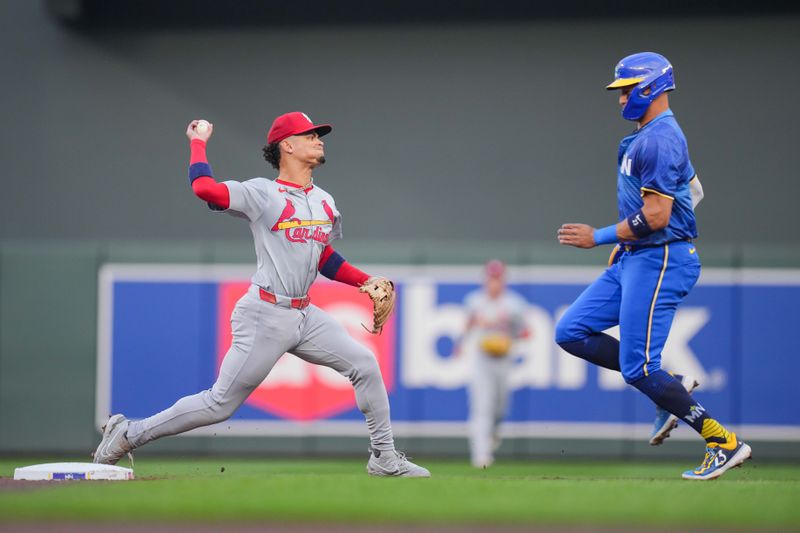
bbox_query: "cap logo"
[301,112,312,123]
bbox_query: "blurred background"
[1,0,798,462]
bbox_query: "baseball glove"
[479,333,513,357]
[359,276,396,334]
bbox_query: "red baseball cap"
[485,259,506,278]
[267,112,332,144]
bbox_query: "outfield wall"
[3,6,800,248]
[1,240,798,460]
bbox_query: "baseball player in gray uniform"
[459,260,529,468]
[93,112,430,478]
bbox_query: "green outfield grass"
[1,458,798,529]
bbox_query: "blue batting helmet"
[606,52,675,121]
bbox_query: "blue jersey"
[616,110,698,246]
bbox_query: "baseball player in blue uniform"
[555,52,751,480]
[92,112,429,478]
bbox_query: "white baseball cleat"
[649,374,700,446]
[92,414,133,465]
[366,449,431,478]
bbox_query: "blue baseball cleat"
[649,374,700,446]
[682,435,752,480]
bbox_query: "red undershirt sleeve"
[189,139,230,209]
[192,177,230,208]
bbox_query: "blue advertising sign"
[96,265,800,441]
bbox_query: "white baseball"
[196,120,210,134]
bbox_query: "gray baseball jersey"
[222,178,342,297]
[464,290,528,343]
[125,176,396,454]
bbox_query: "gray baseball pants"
[126,285,395,451]
[468,353,513,466]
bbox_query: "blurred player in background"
[555,52,751,480]
[92,112,429,478]
[458,260,529,468]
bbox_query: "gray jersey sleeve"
[223,178,271,221]
[462,291,481,335]
[464,291,480,316]
[320,193,343,242]
[507,292,529,339]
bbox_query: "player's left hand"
[557,223,597,249]
[359,277,396,334]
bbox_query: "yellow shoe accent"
[693,447,717,475]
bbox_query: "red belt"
[259,288,310,309]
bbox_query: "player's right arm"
[559,134,683,249]
[615,192,673,241]
[185,120,230,210]
[557,192,673,248]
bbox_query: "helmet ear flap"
[611,52,674,121]
[622,83,651,121]
[621,68,673,121]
